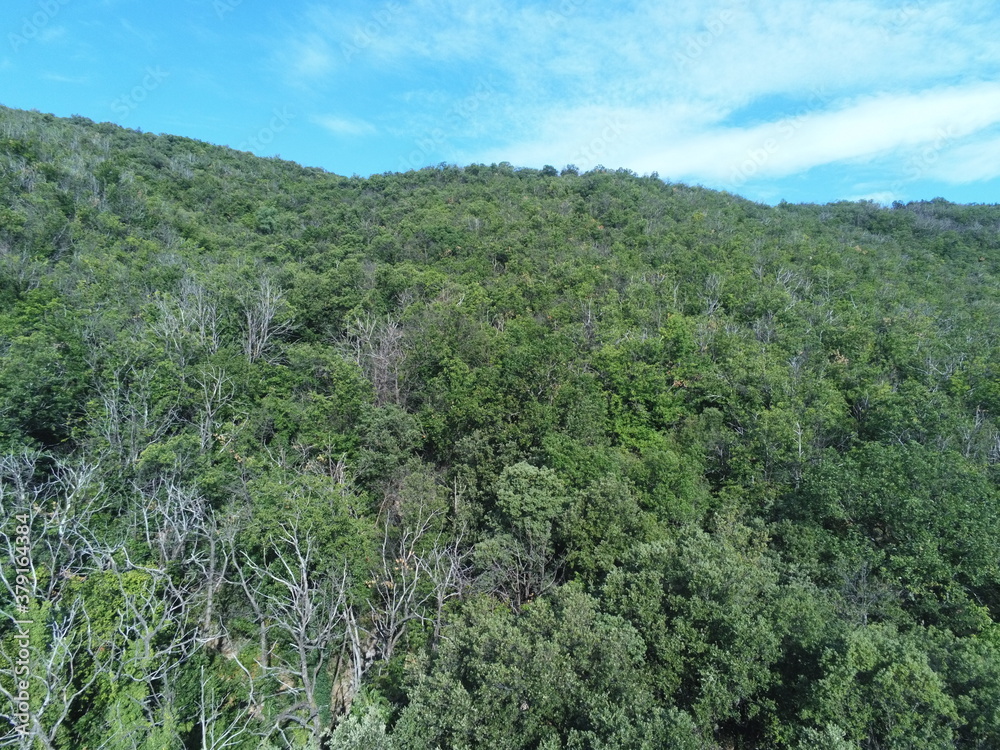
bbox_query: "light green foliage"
[328,704,395,750]
[792,723,857,750]
[491,461,567,542]
[802,625,960,749]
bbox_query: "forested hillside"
[2,104,1000,749]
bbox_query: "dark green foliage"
[0,286,90,449]
[394,586,700,749]
[1,105,999,748]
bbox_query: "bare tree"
[230,522,359,747]
[701,273,725,317]
[0,453,197,748]
[0,244,43,296]
[195,661,259,750]
[0,597,105,750]
[366,510,436,664]
[838,560,901,628]
[99,569,199,745]
[0,451,120,604]
[366,499,472,661]
[151,292,194,371]
[474,531,562,611]
[192,364,235,452]
[91,364,181,466]
[421,536,474,648]
[240,276,292,363]
[130,480,237,643]
[147,276,224,367]
[180,276,222,355]
[343,314,407,406]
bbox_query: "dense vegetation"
[1,104,1000,749]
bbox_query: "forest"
[1,103,999,749]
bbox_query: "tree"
[801,625,959,749]
[603,521,792,741]
[240,275,292,364]
[475,462,568,610]
[343,314,407,407]
[395,585,697,749]
[228,519,361,747]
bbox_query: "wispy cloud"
[38,26,67,43]
[42,72,90,85]
[272,32,336,88]
[660,83,1000,181]
[119,18,157,50]
[472,82,1000,181]
[461,0,999,194]
[312,114,375,136]
[273,2,406,87]
[928,134,1000,184]
[267,0,1000,197]
[291,34,335,78]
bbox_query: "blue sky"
[2,0,1000,205]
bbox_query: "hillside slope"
[2,105,1000,749]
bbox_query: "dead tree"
[92,364,181,467]
[230,522,358,747]
[344,314,407,406]
[195,660,259,750]
[0,597,104,750]
[240,276,292,364]
[179,276,222,355]
[130,480,236,643]
[0,451,120,603]
[193,364,235,453]
[367,483,474,660]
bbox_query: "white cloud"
[272,29,336,88]
[679,83,1000,183]
[927,133,1000,183]
[291,35,335,78]
[42,72,89,85]
[471,83,1000,185]
[344,0,999,108]
[272,0,1000,193]
[312,114,376,136]
[848,190,900,205]
[458,0,1000,189]
[38,26,67,43]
